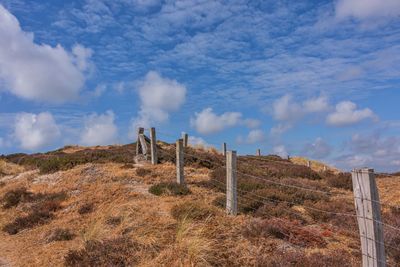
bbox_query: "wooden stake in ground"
[222,142,227,156]
[182,132,188,147]
[136,127,144,155]
[226,151,237,215]
[351,168,386,267]
[176,139,184,184]
[256,149,261,156]
[150,127,157,165]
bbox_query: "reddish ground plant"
[243,218,327,248]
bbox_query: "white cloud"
[272,145,288,158]
[303,137,332,159]
[14,112,60,150]
[0,5,92,103]
[326,101,376,126]
[80,110,118,146]
[92,84,107,97]
[272,95,329,122]
[335,0,400,20]
[188,136,211,148]
[190,108,242,135]
[237,129,265,144]
[0,137,3,148]
[243,118,261,129]
[131,71,186,131]
[270,123,292,137]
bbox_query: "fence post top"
[227,150,237,155]
[352,168,374,173]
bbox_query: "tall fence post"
[176,139,184,184]
[182,133,188,147]
[256,149,261,156]
[226,151,237,216]
[222,142,227,156]
[150,127,157,165]
[136,127,144,155]
[351,168,386,267]
[307,160,311,168]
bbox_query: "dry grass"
[0,159,25,177]
[290,156,340,173]
[2,144,398,266]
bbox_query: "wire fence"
[138,129,400,266]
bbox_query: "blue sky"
[1,0,400,171]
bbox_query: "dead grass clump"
[64,237,143,266]
[323,171,352,191]
[244,218,327,248]
[135,167,151,177]
[148,182,190,196]
[45,228,75,242]
[78,203,95,215]
[255,202,307,222]
[383,210,400,263]
[171,201,216,221]
[2,187,32,208]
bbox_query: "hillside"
[0,142,399,266]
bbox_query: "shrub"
[148,182,190,196]
[64,237,143,266]
[255,202,307,222]
[171,201,215,221]
[259,249,356,267]
[45,228,75,242]
[106,216,122,226]
[243,218,327,248]
[383,210,400,263]
[2,187,32,208]
[324,172,353,191]
[3,210,54,235]
[78,203,95,215]
[305,199,357,232]
[135,167,151,177]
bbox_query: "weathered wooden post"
[135,127,144,155]
[182,132,188,147]
[256,149,261,156]
[222,142,227,156]
[176,139,184,184]
[138,134,148,156]
[307,160,311,168]
[351,168,386,267]
[150,127,157,165]
[226,151,237,215]
[323,166,327,172]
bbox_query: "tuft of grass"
[64,237,143,266]
[106,216,122,226]
[148,182,190,196]
[78,203,95,215]
[45,228,75,242]
[171,201,216,221]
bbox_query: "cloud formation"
[303,137,332,159]
[80,111,118,146]
[14,112,60,150]
[335,0,400,20]
[237,129,265,145]
[0,5,92,103]
[326,101,376,126]
[132,71,186,131]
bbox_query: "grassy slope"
[0,144,399,266]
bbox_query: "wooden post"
[138,134,148,155]
[150,127,157,165]
[222,143,227,156]
[182,133,188,147]
[256,149,261,156]
[351,168,386,267]
[226,151,237,216]
[135,127,144,155]
[176,139,184,184]
[307,160,311,168]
